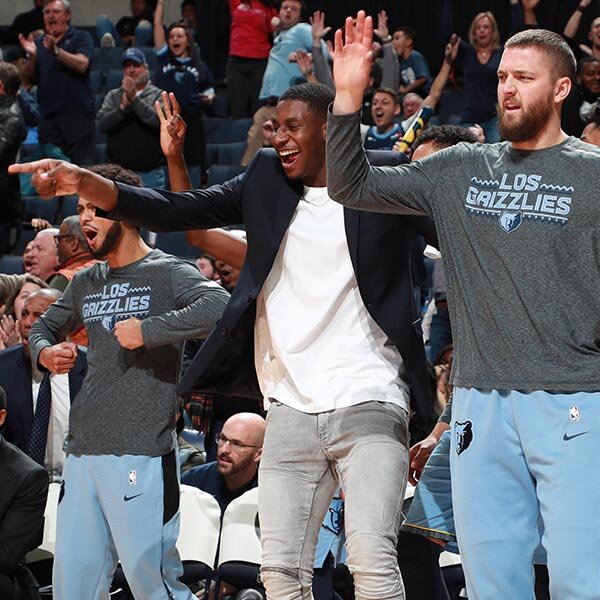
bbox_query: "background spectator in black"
[96,0,153,48]
[97,47,166,187]
[0,62,27,257]
[563,0,600,60]
[225,0,278,118]
[18,0,95,165]
[582,98,600,145]
[7,0,44,45]
[442,0,528,142]
[154,0,215,171]
[0,385,49,600]
[562,55,600,136]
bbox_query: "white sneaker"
[100,33,115,48]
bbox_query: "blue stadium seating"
[205,142,246,168]
[0,255,24,275]
[206,164,245,187]
[203,117,251,144]
[154,232,197,259]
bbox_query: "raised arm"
[187,229,247,271]
[421,34,460,110]
[564,0,591,41]
[153,0,166,50]
[310,10,334,89]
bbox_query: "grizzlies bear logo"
[455,421,473,455]
[499,211,522,233]
[102,315,116,332]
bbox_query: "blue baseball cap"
[121,47,147,66]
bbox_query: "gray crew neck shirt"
[29,248,229,457]
[327,110,600,393]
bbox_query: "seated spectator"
[390,26,431,98]
[562,56,600,137]
[0,288,86,481]
[0,385,49,600]
[582,99,600,146]
[0,62,27,256]
[97,47,166,187]
[8,0,44,45]
[1,275,48,350]
[154,0,215,171]
[18,0,95,165]
[96,0,153,48]
[563,0,600,60]
[29,228,59,283]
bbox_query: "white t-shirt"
[254,186,410,413]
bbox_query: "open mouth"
[278,148,300,167]
[82,226,98,247]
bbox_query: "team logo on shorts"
[569,406,580,422]
[455,421,473,455]
[129,470,137,486]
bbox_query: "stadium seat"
[187,165,203,189]
[105,68,123,91]
[60,195,80,218]
[218,487,262,590]
[213,93,228,118]
[0,255,24,275]
[154,231,197,258]
[95,143,107,163]
[90,69,103,94]
[140,46,158,71]
[203,117,252,144]
[206,164,245,187]
[13,229,35,256]
[23,196,59,223]
[96,46,124,72]
[206,142,246,168]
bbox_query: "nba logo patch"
[129,470,137,486]
[569,406,580,422]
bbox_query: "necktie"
[28,373,52,465]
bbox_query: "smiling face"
[77,197,123,259]
[589,17,600,49]
[43,0,69,38]
[581,122,600,147]
[371,91,400,133]
[497,46,566,143]
[168,26,189,58]
[271,98,326,187]
[578,60,600,96]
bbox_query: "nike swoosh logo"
[123,493,144,502]
[563,431,590,441]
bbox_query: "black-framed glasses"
[54,234,75,245]
[215,432,261,452]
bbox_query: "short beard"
[91,222,122,258]
[497,96,553,143]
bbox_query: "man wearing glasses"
[182,412,265,514]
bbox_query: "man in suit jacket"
[0,385,49,600]
[0,289,87,477]
[11,83,436,600]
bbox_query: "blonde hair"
[469,12,500,51]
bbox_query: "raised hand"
[8,160,83,198]
[332,11,374,114]
[42,34,58,53]
[295,49,314,77]
[374,10,389,40]
[444,33,461,64]
[0,315,20,349]
[310,10,331,44]
[156,91,186,160]
[18,33,36,56]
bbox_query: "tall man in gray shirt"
[28,164,229,599]
[326,15,600,600]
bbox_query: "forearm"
[166,154,192,192]
[186,229,247,270]
[400,77,427,94]
[564,5,585,39]
[56,49,89,75]
[311,45,334,90]
[425,60,452,109]
[381,44,399,91]
[153,0,166,48]
[82,170,119,212]
[326,110,431,215]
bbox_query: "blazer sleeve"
[0,461,49,574]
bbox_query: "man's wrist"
[53,44,59,56]
[380,34,392,44]
[332,91,362,115]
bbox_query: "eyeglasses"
[54,234,75,245]
[215,432,261,452]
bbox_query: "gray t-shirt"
[29,249,229,457]
[327,111,600,393]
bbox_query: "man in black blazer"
[11,83,435,599]
[0,289,87,475]
[0,386,49,600]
